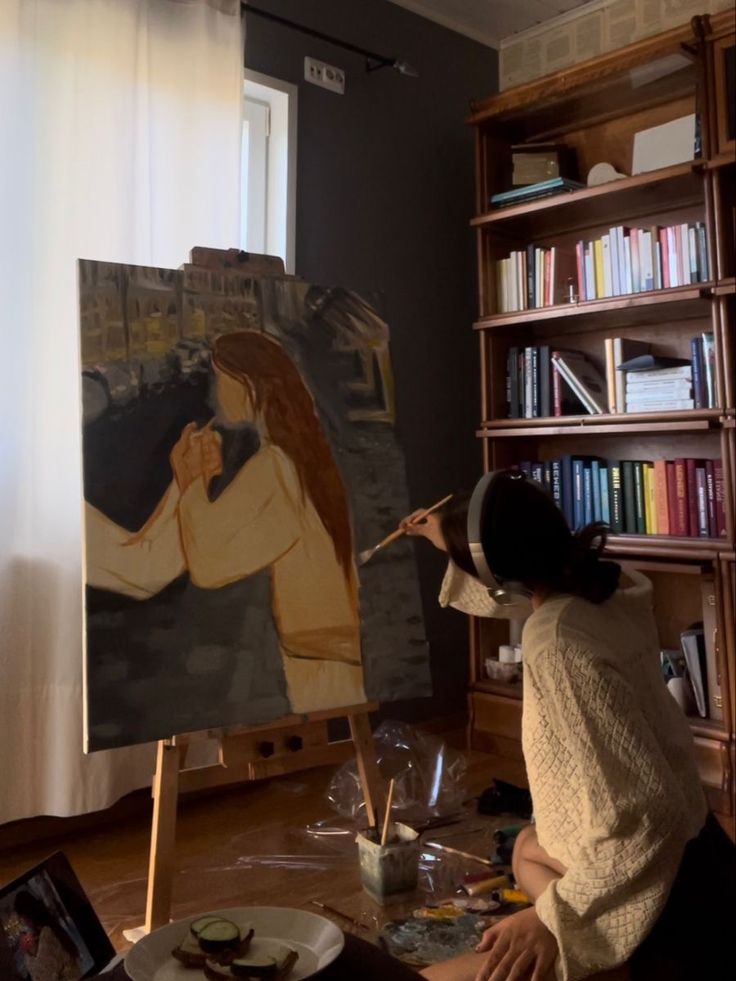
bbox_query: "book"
[625,398,695,411]
[633,462,647,534]
[573,457,585,530]
[613,338,650,412]
[714,461,726,536]
[705,460,717,537]
[681,626,708,718]
[695,466,709,537]
[552,351,608,414]
[622,461,637,534]
[608,460,623,533]
[702,332,715,408]
[691,336,706,408]
[583,462,594,526]
[551,459,563,512]
[594,239,604,297]
[508,346,520,418]
[490,176,586,208]
[602,234,613,297]
[600,465,610,525]
[644,463,657,534]
[674,459,689,536]
[701,577,723,722]
[685,458,699,536]
[539,345,551,417]
[524,347,534,419]
[666,461,680,536]
[604,338,617,413]
[618,354,691,372]
[654,459,670,535]
[591,459,602,523]
[560,455,575,529]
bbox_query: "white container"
[498,645,516,664]
[485,659,520,683]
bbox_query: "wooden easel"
[144,702,384,933]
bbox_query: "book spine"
[695,466,709,537]
[659,228,670,289]
[629,228,639,293]
[531,346,539,417]
[604,337,616,413]
[681,629,708,718]
[644,463,657,535]
[674,458,689,536]
[526,243,535,309]
[688,226,699,284]
[613,338,625,414]
[591,459,602,523]
[697,223,709,281]
[701,578,723,722]
[561,455,574,529]
[524,347,534,419]
[610,227,621,296]
[539,345,551,418]
[678,223,689,287]
[594,239,604,297]
[575,241,585,301]
[623,230,633,294]
[714,461,726,536]
[668,226,679,287]
[702,332,715,408]
[599,466,610,525]
[551,460,562,510]
[583,463,594,526]
[608,461,623,533]
[585,244,595,300]
[542,460,553,495]
[667,462,680,536]
[531,461,544,485]
[654,239,662,290]
[573,458,585,530]
[685,458,698,537]
[691,336,705,409]
[641,229,654,291]
[508,346,519,418]
[654,459,670,535]
[633,462,647,534]
[622,461,637,534]
[544,248,552,307]
[705,460,717,537]
[602,234,613,297]
[552,355,562,416]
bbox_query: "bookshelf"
[467,11,736,833]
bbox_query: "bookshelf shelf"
[472,162,703,232]
[467,10,736,830]
[474,284,713,331]
[477,410,722,438]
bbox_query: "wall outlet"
[304,56,345,95]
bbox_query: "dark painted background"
[244,0,498,723]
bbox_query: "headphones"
[466,470,534,606]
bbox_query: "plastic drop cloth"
[327,721,467,825]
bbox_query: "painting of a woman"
[85,331,365,715]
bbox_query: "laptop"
[0,851,121,980]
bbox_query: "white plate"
[124,906,344,981]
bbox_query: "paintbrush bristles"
[358,493,453,566]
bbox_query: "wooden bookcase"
[467,11,736,832]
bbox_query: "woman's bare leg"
[512,825,566,901]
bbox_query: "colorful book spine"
[691,336,706,409]
[622,461,637,533]
[654,460,670,535]
[685,458,699,537]
[674,459,689,536]
[573,458,585,530]
[633,462,647,534]
[644,463,657,535]
[714,461,726,536]
[600,465,610,526]
[695,466,709,537]
[608,461,623,533]
[702,332,715,408]
[667,462,680,536]
[591,459,602,523]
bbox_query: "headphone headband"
[467,470,533,605]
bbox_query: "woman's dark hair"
[480,470,621,604]
[13,890,80,960]
[438,491,476,577]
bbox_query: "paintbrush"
[380,778,396,846]
[311,900,371,932]
[358,494,453,566]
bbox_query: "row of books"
[508,340,715,419]
[574,222,710,301]
[517,457,727,537]
[494,222,710,312]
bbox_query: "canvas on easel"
[79,249,430,753]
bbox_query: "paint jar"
[356,822,420,904]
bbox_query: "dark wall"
[244,0,498,723]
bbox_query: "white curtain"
[0,0,243,824]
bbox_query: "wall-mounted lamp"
[243,3,419,78]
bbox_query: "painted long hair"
[212,331,355,587]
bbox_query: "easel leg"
[348,712,386,828]
[145,739,183,933]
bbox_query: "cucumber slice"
[191,915,229,939]
[197,919,241,952]
[230,954,278,978]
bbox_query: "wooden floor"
[0,753,519,956]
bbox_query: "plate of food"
[124,907,344,981]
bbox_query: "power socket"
[304,56,345,94]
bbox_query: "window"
[242,70,297,273]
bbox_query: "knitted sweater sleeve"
[528,644,692,980]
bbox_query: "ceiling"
[387,0,598,48]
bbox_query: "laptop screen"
[0,852,115,980]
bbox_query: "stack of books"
[574,222,709,300]
[624,364,694,412]
[516,456,726,537]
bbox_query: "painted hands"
[474,907,557,981]
[170,421,223,492]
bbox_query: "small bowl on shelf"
[485,659,521,684]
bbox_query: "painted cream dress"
[85,443,365,714]
[440,561,707,980]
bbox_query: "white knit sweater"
[440,563,707,979]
